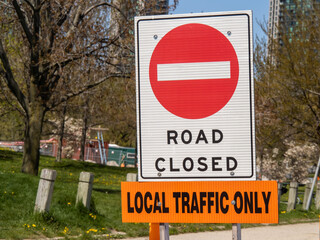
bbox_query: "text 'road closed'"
[121,181,278,223]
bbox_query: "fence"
[0,140,137,167]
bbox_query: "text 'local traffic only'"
[122,181,278,223]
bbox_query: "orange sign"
[121,181,278,223]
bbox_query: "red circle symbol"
[149,23,239,119]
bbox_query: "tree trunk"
[21,104,45,176]
[79,103,89,161]
[56,103,67,162]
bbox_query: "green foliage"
[0,150,319,239]
[254,1,320,169]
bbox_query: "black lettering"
[212,129,223,143]
[144,192,152,213]
[208,192,214,213]
[155,158,165,172]
[199,192,207,213]
[227,157,238,171]
[173,192,181,213]
[244,192,253,213]
[127,192,134,213]
[255,192,262,213]
[135,192,143,213]
[212,157,222,171]
[153,192,161,213]
[181,130,192,144]
[167,130,178,144]
[162,192,169,213]
[221,192,229,214]
[262,192,271,213]
[183,157,194,172]
[234,192,243,214]
[182,192,190,213]
[170,157,180,172]
[197,157,208,171]
[191,192,199,213]
[195,130,208,144]
[215,192,220,213]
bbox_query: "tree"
[0,0,129,175]
[255,0,320,179]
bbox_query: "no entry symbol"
[149,23,239,119]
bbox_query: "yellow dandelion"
[281,211,286,214]
[67,202,71,205]
[43,228,46,231]
[32,224,36,227]
[69,173,73,176]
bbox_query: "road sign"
[122,181,278,223]
[149,23,239,119]
[135,11,255,181]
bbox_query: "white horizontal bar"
[157,61,231,81]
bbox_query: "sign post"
[124,10,278,239]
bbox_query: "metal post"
[100,132,107,164]
[159,223,169,240]
[232,223,241,240]
[97,131,103,164]
[278,182,283,209]
[306,156,320,210]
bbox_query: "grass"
[0,149,319,239]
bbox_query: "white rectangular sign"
[135,11,255,181]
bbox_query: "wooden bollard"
[303,182,312,210]
[126,173,137,182]
[34,169,57,213]
[76,172,94,209]
[315,182,320,210]
[287,181,298,212]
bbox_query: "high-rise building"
[268,0,320,44]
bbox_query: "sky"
[170,0,270,40]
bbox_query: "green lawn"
[0,149,319,239]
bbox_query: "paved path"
[124,222,318,240]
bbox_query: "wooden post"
[34,169,57,213]
[232,223,241,240]
[126,173,137,182]
[76,172,94,209]
[303,182,312,210]
[315,182,320,210]
[278,182,283,208]
[287,181,298,211]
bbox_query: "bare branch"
[0,78,25,117]
[24,0,35,11]
[12,0,33,46]
[83,2,127,19]
[0,1,13,9]
[307,89,320,97]
[49,74,130,110]
[0,38,28,114]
